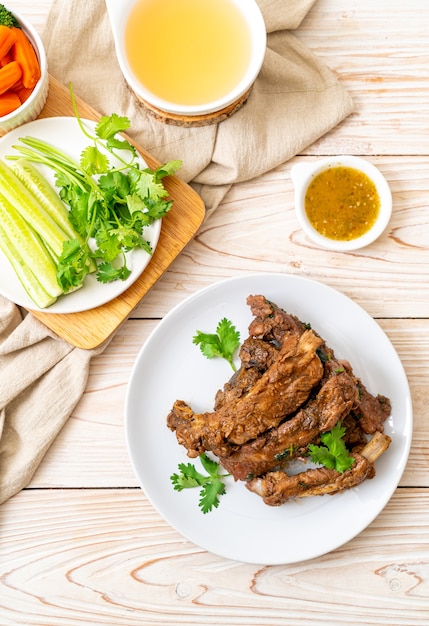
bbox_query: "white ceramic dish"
[105,0,266,117]
[0,10,49,133]
[125,273,412,565]
[291,156,393,252]
[0,116,161,314]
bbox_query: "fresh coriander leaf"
[322,421,347,445]
[307,444,337,470]
[171,462,208,490]
[66,189,103,239]
[199,452,222,476]
[96,261,131,283]
[106,135,137,155]
[57,238,90,292]
[154,159,183,179]
[125,193,149,216]
[80,145,110,175]
[94,224,122,263]
[308,422,355,473]
[100,170,130,194]
[141,197,173,220]
[193,317,240,371]
[199,478,226,514]
[216,318,241,365]
[95,113,131,140]
[193,331,222,358]
[112,226,153,254]
[136,170,169,202]
[170,453,229,514]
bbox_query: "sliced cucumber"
[0,222,57,309]
[10,159,96,274]
[11,158,80,242]
[0,192,63,299]
[0,159,69,258]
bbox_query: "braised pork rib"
[167,329,324,458]
[166,295,392,506]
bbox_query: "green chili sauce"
[304,166,381,241]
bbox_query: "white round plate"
[0,117,161,313]
[125,273,412,565]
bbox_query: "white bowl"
[105,0,266,118]
[290,156,393,252]
[0,11,49,133]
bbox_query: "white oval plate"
[125,273,412,565]
[0,117,161,313]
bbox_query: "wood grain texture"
[297,0,429,156]
[1,488,428,626]
[2,0,429,624]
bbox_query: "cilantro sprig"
[170,453,229,514]
[308,422,355,473]
[193,318,240,371]
[7,84,181,292]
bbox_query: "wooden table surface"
[1,1,429,624]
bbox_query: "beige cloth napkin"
[0,296,106,503]
[43,0,354,219]
[0,0,353,504]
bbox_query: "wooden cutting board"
[8,76,205,349]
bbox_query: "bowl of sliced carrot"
[0,5,48,133]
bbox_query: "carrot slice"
[0,25,17,60]
[10,26,40,89]
[10,77,24,91]
[0,51,12,67]
[0,90,21,116]
[0,60,22,95]
[16,85,33,104]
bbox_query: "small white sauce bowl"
[290,156,393,252]
[0,10,49,133]
[105,0,266,118]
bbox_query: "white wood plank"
[1,488,428,626]
[297,0,429,155]
[7,0,52,32]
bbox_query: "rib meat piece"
[237,336,280,370]
[247,455,374,506]
[221,370,359,481]
[167,329,324,458]
[246,294,308,344]
[246,431,392,506]
[214,294,308,410]
[353,386,391,434]
[341,412,369,449]
[341,360,391,433]
[214,337,279,410]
